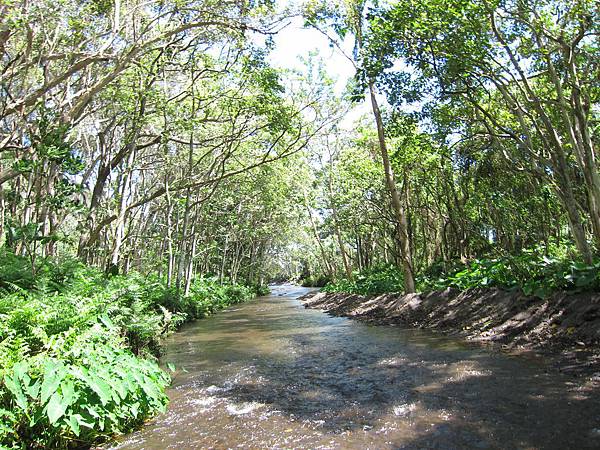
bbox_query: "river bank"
[0,255,261,449]
[108,285,600,449]
[301,288,600,379]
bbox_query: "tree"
[304,0,417,292]
[362,0,599,262]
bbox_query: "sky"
[269,15,356,95]
[257,1,371,128]
[258,2,426,136]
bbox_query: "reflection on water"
[108,284,600,449]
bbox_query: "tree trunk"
[303,188,335,279]
[368,82,416,293]
[323,141,353,280]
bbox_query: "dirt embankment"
[300,288,600,377]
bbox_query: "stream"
[109,285,600,449]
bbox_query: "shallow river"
[110,285,600,449]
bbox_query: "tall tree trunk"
[368,82,416,293]
[303,188,335,279]
[176,134,194,291]
[108,150,136,272]
[165,177,175,288]
[184,234,197,296]
[551,151,593,264]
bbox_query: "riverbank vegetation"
[323,251,600,299]
[297,0,600,299]
[1,0,599,447]
[0,251,256,448]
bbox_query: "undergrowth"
[0,251,260,449]
[300,274,331,288]
[322,265,404,295]
[323,249,600,298]
[419,250,600,298]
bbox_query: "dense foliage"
[0,0,326,291]
[322,265,404,295]
[420,252,600,299]
[0,0,599,444]
[294,0,600,298]
[323,248,600,299]
[0,252,256,448]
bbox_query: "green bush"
[251,284,271,296]
[322,265,404,295]
[321,249,599,299]
[0,253,256,448]
[418,250,600,298]
[0,321,170,449]
[300,274,331,288]
[0,250,36,293]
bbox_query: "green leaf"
[72,413,93,429]
[13,361,29,381]
[46,392,68,425]
[98,314,115,329]
[40,374,59,405]
[575,273,595,288]
[4,375,28,410]
[533,286,551,299]
[131,402,140,418]
[87,375,112,406]
[24,379,41,400]
[85,405,100,418]
[111,378,127,401]
[572,262,591,271]
[67,415,80,436]
[60,380,77,408]
[41,362,66,404]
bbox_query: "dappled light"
[1,0,599,447]
[110,287,600,449]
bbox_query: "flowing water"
[109,285,600,449]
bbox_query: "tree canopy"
[1,0,599,291]
[1,0,600,446]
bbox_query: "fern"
[0,252,256,448]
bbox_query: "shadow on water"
[108,285,600,449]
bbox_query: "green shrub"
[323,265,404,295]
[0,252,257,448]
[417,250,600,298]
[0,250,36,293]
[300,274,331,288]
[321,249,599,298]
[251,284,271,296]
[0,321,170,448]
[223,284,254,304]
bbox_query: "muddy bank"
[301,288,600,377]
